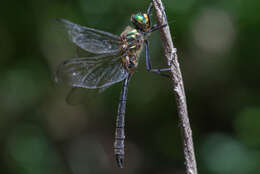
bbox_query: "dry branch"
[152,0,198,174]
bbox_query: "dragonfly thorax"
[120,27,144,51]
[120,26,145,72]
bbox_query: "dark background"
[0,0,259,173]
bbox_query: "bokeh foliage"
[0,0,260,173]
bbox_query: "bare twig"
[152,0,198,174]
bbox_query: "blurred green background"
[0,0,259,173]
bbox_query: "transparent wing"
[65,86,108,105]
[58,18,120,54]
[55,54,128,89]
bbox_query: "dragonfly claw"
[116,154,124,168]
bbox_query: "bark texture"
[152,1,198,174]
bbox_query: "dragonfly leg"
[114,73,132,168]
[149,23,168,33]
[145,40,170,78]
[147,2,153,17]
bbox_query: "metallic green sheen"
[126,29,138,39]
[135,14,146,24]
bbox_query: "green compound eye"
[135,14,146,24]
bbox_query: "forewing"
[58,19,120,54]
[55,54,128,89]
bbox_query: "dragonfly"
[55,2,170,168]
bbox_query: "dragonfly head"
[131,13,150,32]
